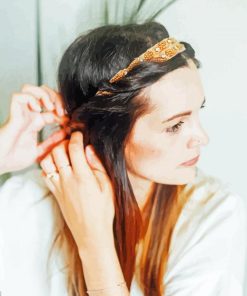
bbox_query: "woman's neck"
[127,170,156,212]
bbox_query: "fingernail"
[86,146,94,163]
[58,106,64,116]
[35,104,42,112]
[45,98,54,110]
[46,113,55,122]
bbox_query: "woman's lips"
[180,155,200,166]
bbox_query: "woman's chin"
[177,165,197,184]
[164,165,197,185]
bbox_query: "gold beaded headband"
[96,37,186,96]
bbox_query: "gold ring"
[58,164,71,170]
[46,171,59,180]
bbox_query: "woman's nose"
[187,123,210,149]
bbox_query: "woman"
[0,22,246,296]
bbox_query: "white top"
[0,167,246,296]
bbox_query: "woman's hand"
[0,84,69,175]
[39,131,115,250]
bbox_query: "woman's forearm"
[0,165,7,176]
[78,236,130,296]
[0,124,10,175]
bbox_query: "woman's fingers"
[41,170,58,197]
[85,145,110,192]
[21,84,55,112]
[68,131,93,179]
[40,111,68,126]
[11,93,42,113]
[40,152,57,174]
[41,85,66,116]
[39,131,107,192]
[36,129,67,161]
[51,140,73,180]
[20,84,68,118]
[11,91,68,129]
[40,154,60,195]
[68,132,109,192]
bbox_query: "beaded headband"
[96,37,186,96]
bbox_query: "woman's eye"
[166,121,185,134]
[164,103,205,134]
[201,102,206,109]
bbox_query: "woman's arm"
[0,84,68,175]
[0,124,11,175]
[39,132,130,295]
[78,238,129,295]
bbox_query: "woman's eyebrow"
[162,96,206,123]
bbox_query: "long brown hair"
[46,21,201,295]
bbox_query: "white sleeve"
[0,169,69,296]
[164,184,247,296]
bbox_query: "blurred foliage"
[81,0,178,31]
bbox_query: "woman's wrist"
[0,121,20,175]
[78,236,127,293]
[0,123,11,175]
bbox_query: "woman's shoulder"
[164,167,247,293]
[0,168,68,295]
[0,168,59,229]
[178,167,247,224]
[174,166,247,247]
[172,167,247,248]
[0,167,49,203]
[0,167,59,242]
[0,167,61,239]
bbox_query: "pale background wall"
[0,0,246,292]
[158,0,247,199]
[157,2,247,290]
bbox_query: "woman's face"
[124,59,209,188]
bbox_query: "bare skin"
[125,59,209,210]
[0,84,69,175]
[0,59,209,295]
[39,59,210,294]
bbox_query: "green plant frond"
[101,0,178,25]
